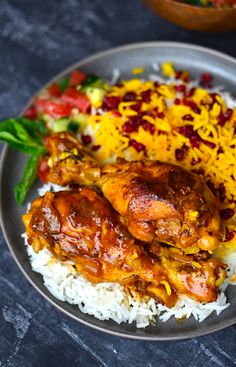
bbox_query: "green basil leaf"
[14,121,32,142]
[0,117,49,204]
[14,154,41,204]
[0,119,17,135]
[35,119,48,136]
[58,77,70,92]
[15,117,48,143]
[0,117,48,153]
[0,131,42,154]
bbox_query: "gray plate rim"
[1,41,236,341]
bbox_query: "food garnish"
[0,117,47,203]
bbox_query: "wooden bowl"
[144,0,236,31]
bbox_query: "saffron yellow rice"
[79,62,236,257]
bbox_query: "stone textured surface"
[0,1,236,366]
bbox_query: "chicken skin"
[100,160,220,252]
[44,132,221,253]
[23,188,226,307]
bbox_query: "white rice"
[23,183,234,328]
[152,62,160,72]
[109,68,121,85]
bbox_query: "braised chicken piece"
[44,132,221,253]
[44,132,100,185]
[23,188,226,306]
[100,161,221,253]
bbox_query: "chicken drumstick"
[44,132,221,253]
[23,188,225,307]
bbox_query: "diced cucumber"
[80,74,105,105]
[51,119,69,132]
[85,87,105,105]
[72,114,87,124]
[81,75,103,90]
[51,118,81,133]
[68,122,80,133]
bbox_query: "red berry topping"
[191,158,201,166]
[220,208,234,220]
[206,180,217,195]
[189,134,201,149]
[223,228,234,242]
[200,73,213,88]
[81,134,92,145]
[179,125,194,137]
[183,114,194,121]
[123,92,137,102]
[102,96,120,111]
[219,183,226,203]
[140,90,151,103]
[202,139,216,149]
[157,111,165,119]
[91,145,101,151]
[225,108,233,121]
[175,148,184,161]
[176,84,186,93]
[129,139,146,152]
[130,101,142,112]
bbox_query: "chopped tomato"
[69,70,86,86]
[38,158,50,183]
[43,135,53,152]
[211,0,236,7]
[62,87,90,113]
[23,106,37,120]
[34,98,71,118]
[48,83,62,97]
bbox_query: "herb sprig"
[0,117,48,204]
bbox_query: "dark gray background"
[0,1,236,366]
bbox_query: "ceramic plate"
[1,42,236,340]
